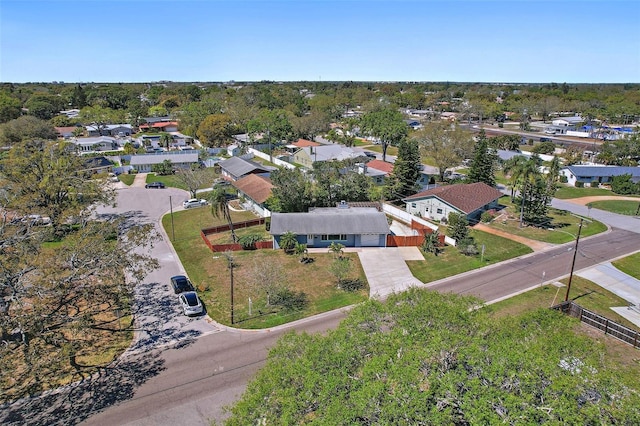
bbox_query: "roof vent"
[338,200,348,209]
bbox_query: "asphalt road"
[4,183,640,426]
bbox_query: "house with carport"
[269,205,390,248]
[404,182,503,222]
[231,174,274,217]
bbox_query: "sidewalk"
[576,262,640,328]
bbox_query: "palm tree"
[503,156,540,227]
[159,132,172,150]
[208,187,237,243]
[328,242,345,259]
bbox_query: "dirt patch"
[473,222,554,252]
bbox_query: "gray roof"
[269,207,390,235]
[563,165,640,178]
[496,149,526,161]
[299,145,361,162]
[129,152,199,166]
[219,156,274,178]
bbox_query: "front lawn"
[162,208,368,328]
[408,229,532,283]
[487,196,607,243]
[365,145,398,157]
[612,252,640,279]
[554,186,615,199]
[146,169,220,190]
[588,200,640,216]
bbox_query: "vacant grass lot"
[408,229,532,283]
[487,196,607,243]
[145,169,221,190]
[162,208,368,328]
[588,199,640,216]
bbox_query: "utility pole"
[169,196,175,241]
[564,218,584,302]
[225,251,235,324]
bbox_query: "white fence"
[383,203,456,246]
[247,148,296,170]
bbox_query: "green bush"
[575,181,584,188]
[480,210,496,223]
[338,278,365,292]
[591,181,599,188]
[560,175,568,183]
[271,288,308,311]
[238,234,264,250]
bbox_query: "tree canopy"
[360,107,408,162]
[226,289,640,424]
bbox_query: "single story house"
[55,126,78,139]
[404,182,503,222]
[138,121,179,132]
[357,160,435,188]
[81,156,113,174]
[231,174,273,217]
[218,156,275,181]
[86,124,133,137]
[552,116,583,127]
[560,165,640,187]
[129,151,200,173]
[292,145,362,169]
[70,136,119,153]
[270,205,390,248]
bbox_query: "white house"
[560,165,640,187]
[70,136,119,153]
[404,182,503,222]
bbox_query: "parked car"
[170,275,195,294]
[364,152,377,159]
[179,291,204,316]
[539,137,553,142]
[183,198,208,209]
[145,181,165,189]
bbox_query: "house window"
[436,208,443,214]
[411,203,416,208]
[321,234,347,241]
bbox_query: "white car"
[183,198,207,209]
[179,291,204,316]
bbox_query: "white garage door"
[360,234,380,247]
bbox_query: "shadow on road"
[1,350,165,426]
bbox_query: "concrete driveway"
[358,247,424,299]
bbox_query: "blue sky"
[1,0,638,83]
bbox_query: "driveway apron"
[358,247,424,299]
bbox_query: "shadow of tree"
[1,350,165,426]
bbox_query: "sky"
[1,0,639,84]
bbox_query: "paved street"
[4,182,640,426]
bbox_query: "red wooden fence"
[200,218,271,252]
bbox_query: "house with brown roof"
[231,174,274,217]
[358,160,436,187]
[403,182,503,222]
[139,121,179,132]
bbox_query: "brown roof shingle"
[231,174,273,204]
[404,182,503,214]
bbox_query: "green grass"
[407,229,532,283]
[612,252,640,279]
[588,200,640,216]
[146,169,220,190]
[554,186,616,199]
[365,145,398,157]
[119,174,135,185]
[488,196,608,243]
[161,208,368,328]
[487,276,638,330]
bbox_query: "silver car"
[182,198,207,209]
[179,291,204,316]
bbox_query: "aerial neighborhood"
[2,80,640,424]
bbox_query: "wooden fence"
[552,301,640,349]
[200,218,271,252]
[387,220,445,247]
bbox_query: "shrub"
[338,278,365,292]
[560,175,568,183]
[271,288,308,311]
[480,210,496,223]
[457,237,479,256]
[590,181,599,188]
[238,234,264,250]
[575,181,584,188]
[279,231,297,254]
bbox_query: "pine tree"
[386,139,422,200]
[467,129,497,187]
